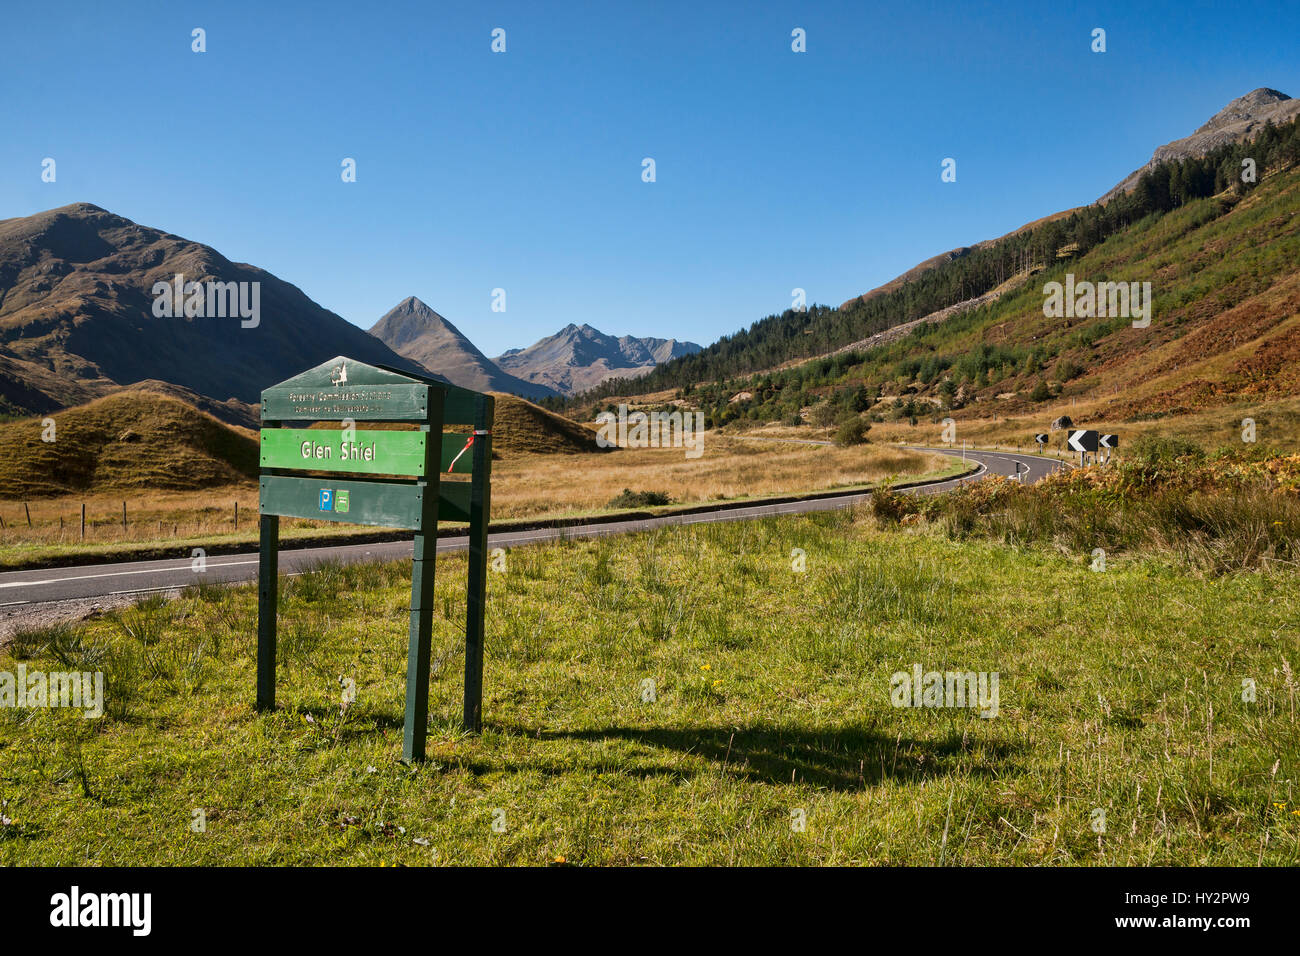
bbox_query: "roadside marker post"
[255,356,494,761]
[1066,429,1099,467]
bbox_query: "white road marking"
[0,557,260,588]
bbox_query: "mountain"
[597,88,1300,401]
[368,297,557,400]
[1101,88,1300,202]
[631,121,1300,435]
[0,203,435,417]
[835,93,1299,319]
[494,323,702,395]
[838,209,1080,312]
[841,90,1297,316]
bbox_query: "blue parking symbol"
[319,489,333,511]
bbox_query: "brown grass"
[0,487,262,549]
[0,435,956,560]
[488,435,953,519]
[0,390,258,498]
[486,392,612,455]
[863,393,1300,457]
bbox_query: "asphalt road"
[0,446,1061,607]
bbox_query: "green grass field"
[2,510,1297,865]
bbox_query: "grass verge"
[1,509,1296,865]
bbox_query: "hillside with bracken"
[573,98,1300,452]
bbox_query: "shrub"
[870,485,917,524]
[911,452,1300,572]
[607,489,672,509]
[1128,433,1205,466]
[1030,380,1052,402]
[834,417,871,446]
[1054,359,1081,381]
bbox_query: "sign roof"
[261,356,491,423]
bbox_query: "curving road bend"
[0,446,1061,609]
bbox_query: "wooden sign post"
[256,356,494,761]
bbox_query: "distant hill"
[0,203,435,417]
[108,380,259,430]
[309,390,610,456]
[0,382,608,499]
[1101,88,1300,202]
[0,390,258,498]
[494,323,701,395]
[369,297,557,400]
[487,392,612,455]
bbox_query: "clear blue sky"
[2,0,1297,356]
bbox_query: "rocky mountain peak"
[1100,87,1300,202]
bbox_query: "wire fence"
[0,497,259,547]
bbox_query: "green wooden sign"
[261,382,431,422]
[438,481,472,522]
[255,356,494,763]
[260,428,477,476]
[260,428,429,476]
[259,356,482,424]
[259,475,427,529]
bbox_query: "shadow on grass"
[267,708,1022,791]
[485,723,1022,791]
[293,703,408,732]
